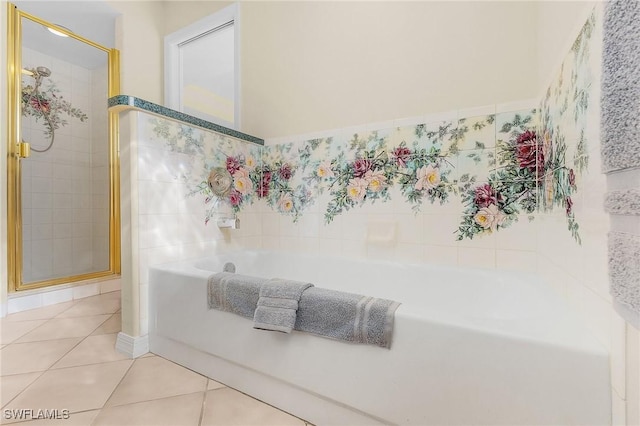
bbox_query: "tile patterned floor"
[1,291,309,425]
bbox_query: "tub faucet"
[217,217,240,229]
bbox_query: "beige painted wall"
[108,0,165,104]
[163,1,539,139]
[239,1,538,138]
[164,1,232,35]
[536,1,598,92]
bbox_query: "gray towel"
[609,232,640,328]
[207,272,265,319]
[253,278,314,333]
[601,0,640,173]
[296,287,401,349]
[207,273,401,348]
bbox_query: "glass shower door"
[7,4,120,291]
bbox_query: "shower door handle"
[18,141,31,158]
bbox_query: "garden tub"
[149,250,610,425]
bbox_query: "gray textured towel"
[207,273,401,348]
[208,272,265,319]
[605,189,640,216]
[253,278,314,333]
[601,0,640,172]
[609,232,640,328]
[296,287,400,349]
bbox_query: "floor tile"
[201,388,304,426]
[90,314,121,336]
[98,291,121,300]
[105,356,207,407]
[93,392,204,426]
[0,372,42,407]
[52,334,128,369]
[3,360,133,420]
[139,353,154,358]
[1,339,81,376]
[56,294,120,318]
[3,302,75,322]
[15,315,111,343]
[0,320,47,344]
[207,379,226,391]
[5,409,99,425]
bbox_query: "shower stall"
[6,3,120,291]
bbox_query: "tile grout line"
[91,356,138,425]
[9,313,113,346]
[0,370,44,412]
[99,357,211,410]
[3,293,117,345]
[197,381,208,426]
[1,298,122,413]
[0,333,86,412]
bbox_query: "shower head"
[35,66,51,78]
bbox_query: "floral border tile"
[142,12,596,246]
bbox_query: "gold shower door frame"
[6,3,121,292]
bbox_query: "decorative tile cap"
[108,95,264,145]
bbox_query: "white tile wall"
[7,278,121,315]
[21,48,110,283]
[128,112,263,337]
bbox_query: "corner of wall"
[107,0,164,104]
[536,1,598,95]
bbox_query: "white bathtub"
[149,250,610,425]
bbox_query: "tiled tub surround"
[126,10,601,344]
[116,5,638,425]
[117,111,263,345]
[150,250,610,425]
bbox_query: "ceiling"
[13,0,119,69]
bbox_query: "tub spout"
[217,217,240,229]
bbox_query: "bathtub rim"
[148,250,609,358]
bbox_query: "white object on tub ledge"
[149,250,611,426]
[217,217,239,229]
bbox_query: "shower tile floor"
[1,291,310,425]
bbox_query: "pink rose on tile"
[277,192,294,212]
[516,130,544,179]
[233,167,250,179]
[415,164,440,191]
[226,156,241,174]
[347,177,368,201]
[473,203,506,232]
[279,164,293,180]
[473,184,501,208]
[229,190,242,207]
[352,158,372,178]
[232,167,253,195]
[233,176,253,195]
[317,160,335,179]
[257,183,269,198]
[364,169,387,192]
[393,147,412,167]
[257,170,271,198]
